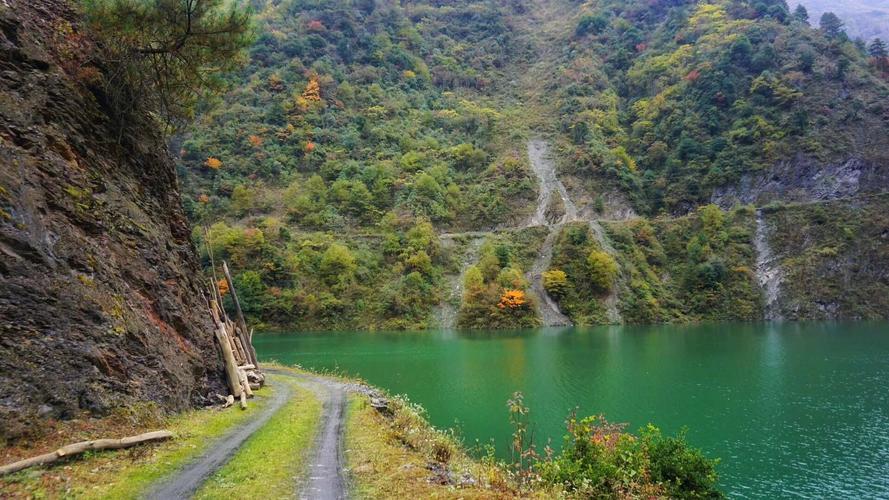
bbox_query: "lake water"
[254,323,889,498]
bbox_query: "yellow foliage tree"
[302,76,321,102]
[205,157,222,169]
[587,250,619,293]
[543,269,569,298]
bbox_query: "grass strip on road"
[194,376,321,499]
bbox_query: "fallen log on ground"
[0,431,173,476]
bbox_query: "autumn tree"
[543,269,569,298]
[498,289,528,310]
[302,76,322,101]
[290,75,323,114]
[205,157,222,169]
[82,0,253,127]
[587,250,618,293]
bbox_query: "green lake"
[254,322,889,498]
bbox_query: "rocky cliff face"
[0,1,223,442]
[711,154,889,209]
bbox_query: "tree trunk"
[0,431,173,476]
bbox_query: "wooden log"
[237,369,253,398]
[208,298,221,326]
[0,431,173,476]
[215,327,242,398]
[214,394,234,408]
[229,329,246,364]
[247,328,265,380]
[222,262,258,367]
[234,337,251,365]
[239,390,247,410]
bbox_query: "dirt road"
[145,381,293,499]
[145,370,350,499]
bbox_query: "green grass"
[0,386,277,499]
[81,386,278,499]
[194,377,322,499]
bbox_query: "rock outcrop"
[0,0,223,442]
[711,154,889,209]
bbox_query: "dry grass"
[344,393,537,499]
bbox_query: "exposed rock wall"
[0,0,223,442]
[711,154,889,209]
[759,194,889,321]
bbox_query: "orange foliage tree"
[205,157,222,169]
[498,289,528,309]
[248,134,263,147]
[217,278,229,296]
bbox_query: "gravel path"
[295,374,349,500]
[145,380,293,500]
[145,370,350,499]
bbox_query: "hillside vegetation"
[177,0,889,330]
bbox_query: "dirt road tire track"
[145,369,350,499]
[145,381,293,499]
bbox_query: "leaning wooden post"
[215,327,242,398]
[222,261,258,367]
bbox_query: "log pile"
[206,261,264,410]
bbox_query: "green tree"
[870,38,889,72]
[83,0,253,126]
[463,266,484,294]
[319,243,356,286]
[543,269,569,298]
[869,38,888,58]
[819,12,845,40]
[792,4,808,23]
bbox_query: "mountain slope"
[177,0,889,329]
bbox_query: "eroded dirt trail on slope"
[527,228,573,326]
[436,235,487,329]
[526,139,575,326]
[755,210,784,321]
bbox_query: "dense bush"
[505,393,723,498]
[537,416,722,498]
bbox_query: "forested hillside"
[177,0,889,330]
